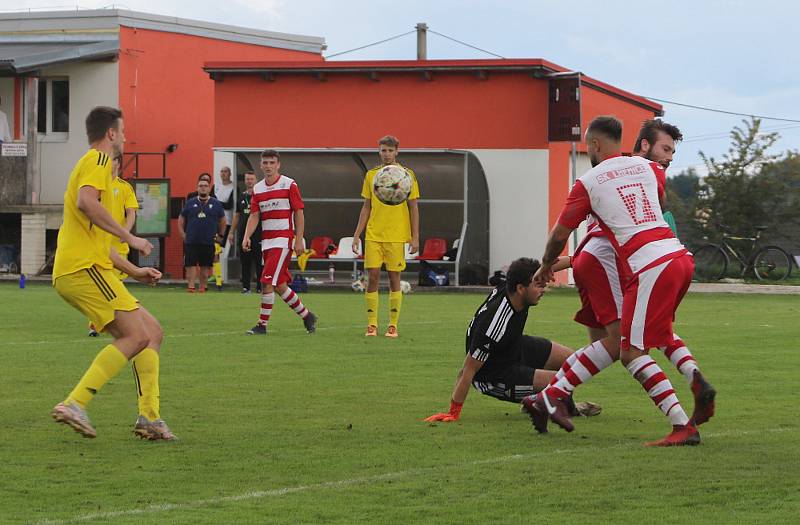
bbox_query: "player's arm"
[408,198,420,254]
[109,248,161,284]
[293,209,305,256]
[124,207,136,233]
[178,215,187,242]
[352,199,371,255]
[77,185,151,256]
[537,181,590,284]
[551,255,573,273]
[216,214,227,243]
[424,354,484,423]
[228,212,240,243]
[242,212,259,252]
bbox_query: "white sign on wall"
[1,142,27,157]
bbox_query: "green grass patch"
[1,282,798,524]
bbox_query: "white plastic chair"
[330,236,359,259]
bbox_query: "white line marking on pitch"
[34,427,795,525]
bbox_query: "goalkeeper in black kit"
[425,257,600,424]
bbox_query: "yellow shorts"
[54,266,139,332]
[364,241,406,271]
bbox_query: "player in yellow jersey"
[51,106,176,441]
[352,135,420,338]
[87,155,138,336]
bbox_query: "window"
[30,78,69,138]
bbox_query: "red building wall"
[117,27,322,277]
[213,71,551,149]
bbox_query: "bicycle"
[693,226,793,282]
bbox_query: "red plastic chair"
[310,236,334,258]
[417,238,448,260]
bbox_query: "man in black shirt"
[228,171,263,293]
[425,257,600,423]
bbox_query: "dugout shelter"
[206,59,662,284]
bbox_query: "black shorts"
[184,243,214,267]
[472,336,553,403]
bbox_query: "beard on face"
[643,145,670,169]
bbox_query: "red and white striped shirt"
[250,175,304,251]
[558,155,686,275]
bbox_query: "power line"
[325,30,416,59]
[646,96,800,123]
[682,124,800,143]
[427,29,506,59]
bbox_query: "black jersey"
[465,285,530,380]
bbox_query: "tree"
[696,118,782,241]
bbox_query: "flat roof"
[203,58,662,114]
[0,9,326,55]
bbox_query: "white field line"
[34,426,795,525]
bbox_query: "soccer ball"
[351,279,365,292]
[373,165,412,205]
[400,280,412,294]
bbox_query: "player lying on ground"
[425,257,601,423]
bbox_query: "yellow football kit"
[110,176,139,279]
[360,163,419,333]
[361,164,420,271]
[53,149,138,332]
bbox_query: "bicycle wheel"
[751,246,792,282]
[693,244,728,281]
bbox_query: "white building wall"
[0,78,14,136]
[35,61,118,204]
[470,149,550,272]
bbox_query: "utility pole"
[416,22,428,60]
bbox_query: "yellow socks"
[365,291,379,327]
[66,344,128,409]
[389,290,403,327]
[131,348,161,420]
[213,261,223,286]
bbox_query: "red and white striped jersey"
[250,175,304,251]
[558,155,686,275]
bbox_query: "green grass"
[1,282,798,524]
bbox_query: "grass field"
[2,282,798,524]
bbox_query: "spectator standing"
[179,178,226,293]
[229,170,262,293]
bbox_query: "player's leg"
[184,244,197,292]
[248,249,274,335]
[655,254,716,425]
[363,241,382,336]
[197,244,214,293]
[274,248,316,333]
[127,305,176,440]
[620,257,699,446]
[547,250,621,393]
[384,242,406,337]
[212,241,223,290]
[52,269,144,437]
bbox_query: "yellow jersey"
[53,149,114,280]
[361,164,420,242]
[110,177,139,257]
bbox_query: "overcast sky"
[11,0,800,175]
